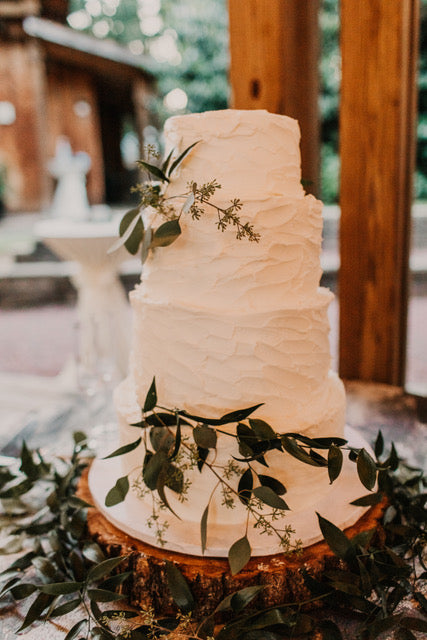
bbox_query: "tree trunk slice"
[78,467,387,617]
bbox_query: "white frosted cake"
[89,109,366,557]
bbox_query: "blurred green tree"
[68,0,427,203]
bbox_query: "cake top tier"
[164,109,304,200]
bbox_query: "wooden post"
[228,0,320,194]
[339,1,419,385]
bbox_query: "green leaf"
[137,159,170,182]
[32,556,57,580]
[165,464,184,494]
[181,192,195,215]
[87,556,126,583]
[117,208,144,255]
[9,583,37,600]
[161,148,174,174]
[201,504,209,554]
[230,585,264,612]
[316,513,353,561]
[179,403,264,426]
[249,418,276,440]
[17,592,54,631]
[357,448,377,491]
[67,495,93,509]
[0,576,20,596]
[165,561,195,613]
[98,571,131,591]
[105,476,129,507]
[238,468,253,505]
[170,418,182,459]
[49,597,82,618]
[0,477,33,498]
[310,436,348,449]
[236,422,258,456]
[151,219,182,248]
[73,430,87,445]
[258,474,286,495]
[309,449,328,466]
[64,618,88,640]
[150,426,175,452]
[350,492,383,507]
[40,581,84,595]
[197,446,209,472]
[167,141,199,177]
[328,445,343,483]
[20,441,40,480]
[374,430,384,458]
[0,468,16,490]
[281,436,321,466]
[228,535,251,575]
[193,424,217,449]
[139,224,152,265]
[143,450,167,490]
[253,486,289,510]
[83,542,105,565]
[156,471,181,519]
[385,442,400,471]
[143,377,157,412]
[87,588,126,602]
[102,438,141,460]
[1,550,36,575]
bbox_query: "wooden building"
[0,0,154,212]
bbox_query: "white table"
[35,218,136,380]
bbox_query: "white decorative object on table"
[35,218,132,380]
[48,137,91,221]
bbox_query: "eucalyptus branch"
[112,142,260,262]
[0,428,426,639]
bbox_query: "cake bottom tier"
[89,424,370,557]
[88,377,366,557]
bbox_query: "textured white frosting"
[109,109,347,555]
[164,109,304,201]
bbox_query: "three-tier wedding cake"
[89,109,366,557]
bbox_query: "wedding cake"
[89,109,365,557]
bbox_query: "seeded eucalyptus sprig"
[103,377,401,576]
[108,142,260,263]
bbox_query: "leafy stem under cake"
[108,142,260,263]
[104,377,396,575]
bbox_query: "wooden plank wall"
[0,42,49,211]
[339,0,419,385]
[228,0,320,195]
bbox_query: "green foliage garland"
[0,423,426,638]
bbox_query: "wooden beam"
[339,0,419,385]
[228,0,320,194]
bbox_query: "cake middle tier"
[139,194,323,310]
[130,289,341,427]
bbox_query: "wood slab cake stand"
[78,468,386,617]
